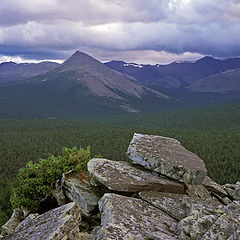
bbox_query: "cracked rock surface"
[92,193,178,240]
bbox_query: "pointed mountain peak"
[71,50,88,58]
[62,50,101,68]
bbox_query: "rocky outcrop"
[92,193,178,240]
[127,133,207,184]
[3,202,81,240]
[1,133,239,239]
[88,158,185,193]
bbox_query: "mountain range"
[0,51,240,119]
[0,51,171,118]
[105,56,240,92]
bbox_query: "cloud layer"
[0,0,240,63]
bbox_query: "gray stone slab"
[4,202,81,240]
[139,190,221,222]
[139,191,187,221]
[126,133,207,184]
[92,193,178,240]
[88,158,185,193]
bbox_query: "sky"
[0,0,240,64]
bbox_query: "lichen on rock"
[88,158,185,193]
[126,133,207,184]
[3,202,82,240]
[92,193,179,240]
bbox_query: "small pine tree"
[11,146,91,211]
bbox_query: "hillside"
[55,51,168,100]
[188,68,240,93]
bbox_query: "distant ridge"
[105,56,240,88]
[0,61,59,83]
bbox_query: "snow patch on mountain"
[123,63,143,68]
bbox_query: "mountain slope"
[0,61,59,83]
[0,51,171,118]
[55,51,168,100]
[188,68,240,93]
[105,57,240,88]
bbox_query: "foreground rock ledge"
[92,193,178,240]
[127,133,207,184]
[4,202,81,240]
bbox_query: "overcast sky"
[0,0,240,64]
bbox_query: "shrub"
[10,146,91,211]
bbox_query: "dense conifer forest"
[0,103,240,227]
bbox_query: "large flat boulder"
[92,193,178,240]
[63,171,100,216]
[126,133,207,184]
[88,158,185,193]
[4,202,82,240]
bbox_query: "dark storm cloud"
[0,0,240,63]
